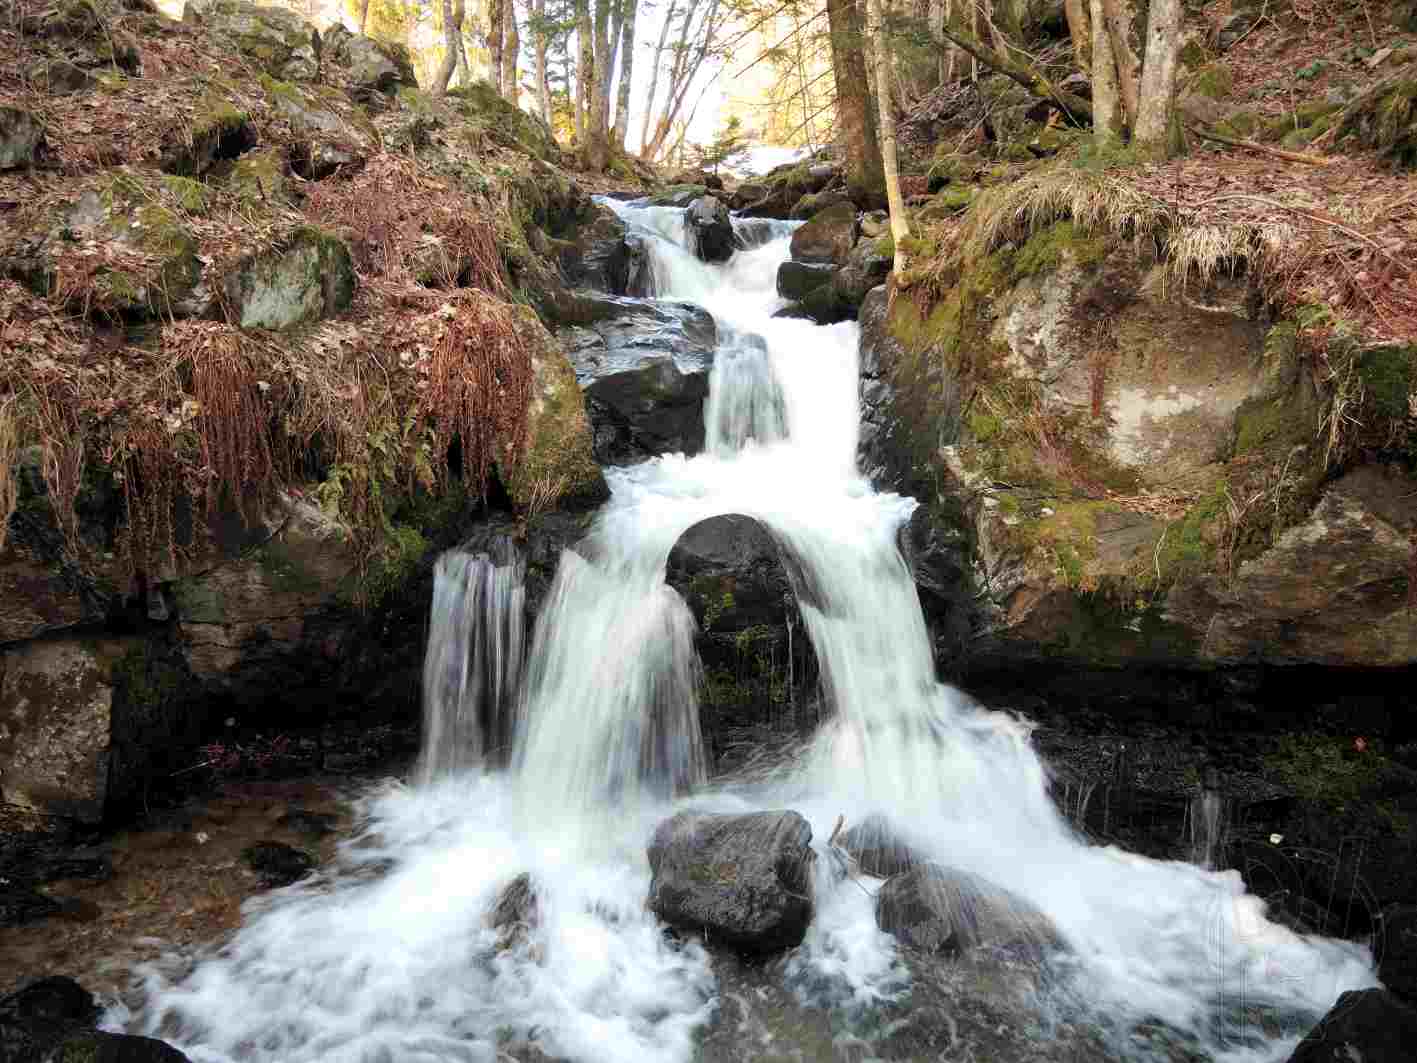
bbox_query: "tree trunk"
[359,0,370,34]
[1088,0,1120,144]
[502,0,520,101]
[1100,0,1141,128]
[488,0,505,97]
[587,0,610,168]
[433,0,464,94]
[639,0,677,154]
[534,0,552,126]
[613,0,638,150]
[604,0,623,123]
[1063,0,1091,71]
[827,0,885,205]
[867,0,909,276]
[576,0,592,149]
[642,0,720,162]
[1132,0,1181,155]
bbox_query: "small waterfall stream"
[123,198,1376,1063]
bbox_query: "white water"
[120,200,1376,1063]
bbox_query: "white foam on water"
[121,196,1376,1063]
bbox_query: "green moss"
[1179,38,1209,70]
[1189,63,1234,100]
[172,577,223,623]
[160,174,208,213]
[111,643,183,715]
[362,523,428,608]
[1266,733,1416,833]
[689,574,736,630]
[229,148,288,206]
[967,408,1002,441]
[1012,221,1108,279]
[1152,479,1227,585]
[1358,344,1414,419]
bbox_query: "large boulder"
[222,226,355,330]
[445,81,562,165]
[320,23,416,100]
[788,201,858,265]
[776,261,835,303]
[0,637,195,824]
[838,814,921,878]
[876,863,1059,959]
[557,204,631,293]
[648,809,816,952]
[557,294,717,463]
[1285,988,1417,1062]
[664,515,820,760]
[182,0,320,81]
[0,107,44,170]
[686,195,735,263]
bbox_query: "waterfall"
[418,545,526,780]
[126,195,1376,1063]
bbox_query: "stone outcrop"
[557,294,717,463]
[223,227,355,330]
[648,808,816,952]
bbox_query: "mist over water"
[120,198,1375,1063]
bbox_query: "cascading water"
[118,198,1376,1063]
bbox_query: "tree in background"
[696,114,746,173]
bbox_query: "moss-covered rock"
[222,225,355,330]
[227,147,289,206]
[1335,63,1417,167]
[497,306,609,511]
[0,105,45,170]
[184,0,320,81]
[445,80,561,164]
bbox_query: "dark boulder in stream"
[648,809,816,953]
[556,294,716,464]
[686,195,735,263]
[1284,988,1417,1063]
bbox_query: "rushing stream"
[119,200,1376,1063]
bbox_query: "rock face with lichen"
[861,220,1417,674]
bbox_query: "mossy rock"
[1012,220,1107,279]
[0,105,45,170]
[497,306,609,511]
[646,183,707,208]
[185,0,320,81]
[1358,344,1415,420]
[222,225,355,330]
[446,80,561,164]
[1334,64,1417,167]
[1188,63,1234,100]
[228,147,289,206]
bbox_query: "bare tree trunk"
[639,0,677,155]
[613,0,638,150]
[1132,0,1181,155]
[359,0,370,34]
[586,0,610,168]
[502,0,520,101]
[642,0,721,162]
[1100,0,1141,128]
[576,0,592,149]
[827,0,885,205]
[867,0,909,276]
[1089,0,1120,144]
[603,0,623,124]
[534,0,552,126]
[488,0,506,96]
[433,0,464,94]
[1063,0,1091,71]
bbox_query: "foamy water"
[117,197,1375,1063]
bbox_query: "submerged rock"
[1285,988,1417,1062]
[50,1031,192,1062]
[648,809,816,953]
[876,863,1058,959]
[686,196,735,263]
[242,840,315,888]
[557,294,716,464]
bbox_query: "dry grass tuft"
[0,396,18,551]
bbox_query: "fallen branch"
[1189,125,1335,166]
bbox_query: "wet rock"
[557,204,630,293]
[732,218,786,250]
[897,502,974,657]
[0,107,44,170]
[320,23,416,99]
[790,190,851,221]
[489,872,539,950]
[556,294,716,463]
[222,226,355,330]
[242,840,315,887]
[838,815,921,878]
[775,261,836,303]
[51,1031,193,1062]
[667,169,723,191]
[774,264,874,325]
[876,863,1059,959]
[666,515,804,633]
[648,809,816,953]
[686,196,735,263]
[0,888,63,927]
[1285,988,1417,1062]
[788,201,857,266]
[1379,904,1417,1006]
[0,636,194,823]
[278,808,338,837]
[645,184,706,208]
[0,976,99,1060]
